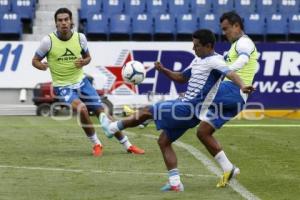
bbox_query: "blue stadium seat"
[176,13,197,34]
[79,0,101,21]
[154,13,176,40]
[132,13,153,40]
[176,13,198,40]
[288,14,300,34]
[266,13,288,40]
[0,0,11,14]
[235,0,256,14]
[278,0,300,14]
[102,0,124,15]
[199,13,220,35]
[256,0,278,15]
[244,13,265,40]
[146,0,168,15]
[124,0,146,15]
[211,0,234,15]
[109,14,131,39]
[168,0,190,15]
[85,13,109,39]
[190,0,212,15]
[11,0,35,21]
[0,12,22,38]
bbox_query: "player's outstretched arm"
[154,61,188,83]
[226,71,255,94]
[32,55,48,71]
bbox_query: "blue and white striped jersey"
[181,53,231,105]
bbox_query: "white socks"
[109,121,121,134]
[214,150,233,172]
[119,135,132,150]
[88,133,101,145]
[168,168,181,186]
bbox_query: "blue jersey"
[181,53,231,119]
[149,53,232,142]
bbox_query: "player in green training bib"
[196,11,258,188]
[32,8,144,157]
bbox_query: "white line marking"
[132,132,261,200]
[0,165,214,178]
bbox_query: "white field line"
[132,132,261,200]
[0,165,214,178]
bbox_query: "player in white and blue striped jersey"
[102,29,254,191]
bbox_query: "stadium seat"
[199,13,220,36]
[211,0,234,15]
[278,0,300,14]
[124,0,146,15]
[235,0,256,14]
[0,0,11,15]
[288,14,300,41]
[146,0,168,15]
[244,13,265,41]
[109,13,131,40]
[266,13,288,41]
[0,12,22,40]
[176,13,198,40]
[154,13,176,40]
[131,13,153,40]
[79,0,102,21]
[190,0,212,15]
[256,0,278,15]
[85,13,109,40]
[11,0,35,21]
[102,0,124,15]
[168,0,190,15]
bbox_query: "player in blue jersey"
[32,8,144,157]
[101,29,254,191]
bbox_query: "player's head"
[54,8,74,34]
[192,29,216,58]
[220,11,244,43]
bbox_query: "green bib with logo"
[225,36,258,86]
[47,32,84,86]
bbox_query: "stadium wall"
[0,41,299,118]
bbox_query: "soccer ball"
[122,60,146,85]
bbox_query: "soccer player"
[102,29,254,191]
[196,11,259,188]
[32,8,144,157]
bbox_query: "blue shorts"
[53,77,102,111]
[149,99,200,142]
[206,81,245,129]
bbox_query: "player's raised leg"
[96,110,144,154]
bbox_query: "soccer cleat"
[127,145,145,154]
[160,182,184,192]
[99,112,114,138]
[216,165,240,188]
[122,105,135,116]
[92,144,103,157]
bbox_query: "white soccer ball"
[122,60,146,85]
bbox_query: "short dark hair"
[54,7,72,22]
[192,29,216,48]
[220,11,244,30]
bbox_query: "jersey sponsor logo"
[57,48,77,62]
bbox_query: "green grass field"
[0,116,299,200]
